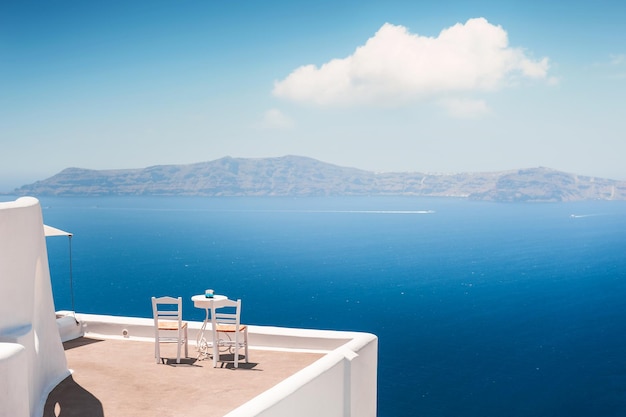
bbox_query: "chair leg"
[244,328,249,363]
[176,336,181,364]
[155,331,161,364]
[184,327,189,358]
[212,331,219,368]
[234,333,239,368]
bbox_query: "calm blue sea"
[29,196,626,416]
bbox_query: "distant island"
[12,155,626,202]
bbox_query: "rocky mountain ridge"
[13,156,626,202]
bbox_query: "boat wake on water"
[569,213,603,218]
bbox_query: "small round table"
[191,294,228,360]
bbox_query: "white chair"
[152,296,188,364]
[211,298,249,368]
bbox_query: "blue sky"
[2,0,626,191]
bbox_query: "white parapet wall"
[0,197,70,417]
[69,313,378,417]
[225,330,378,417]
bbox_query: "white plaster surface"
[0,197,70,417]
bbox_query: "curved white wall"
[0,197,69,417]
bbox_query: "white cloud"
[273,18,550,107]
[257,108,294,129]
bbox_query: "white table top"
[191,294,227,309]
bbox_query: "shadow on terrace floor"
[44,336,323,417]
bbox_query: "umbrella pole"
[68,235,78,325]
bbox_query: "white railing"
[65,313,378,417]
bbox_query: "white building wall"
[0,197,70,417]
[0,342,28,417]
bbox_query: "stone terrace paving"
[44,337,324,417]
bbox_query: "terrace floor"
[43,337,324,417]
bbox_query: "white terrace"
[0,197,378,417]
